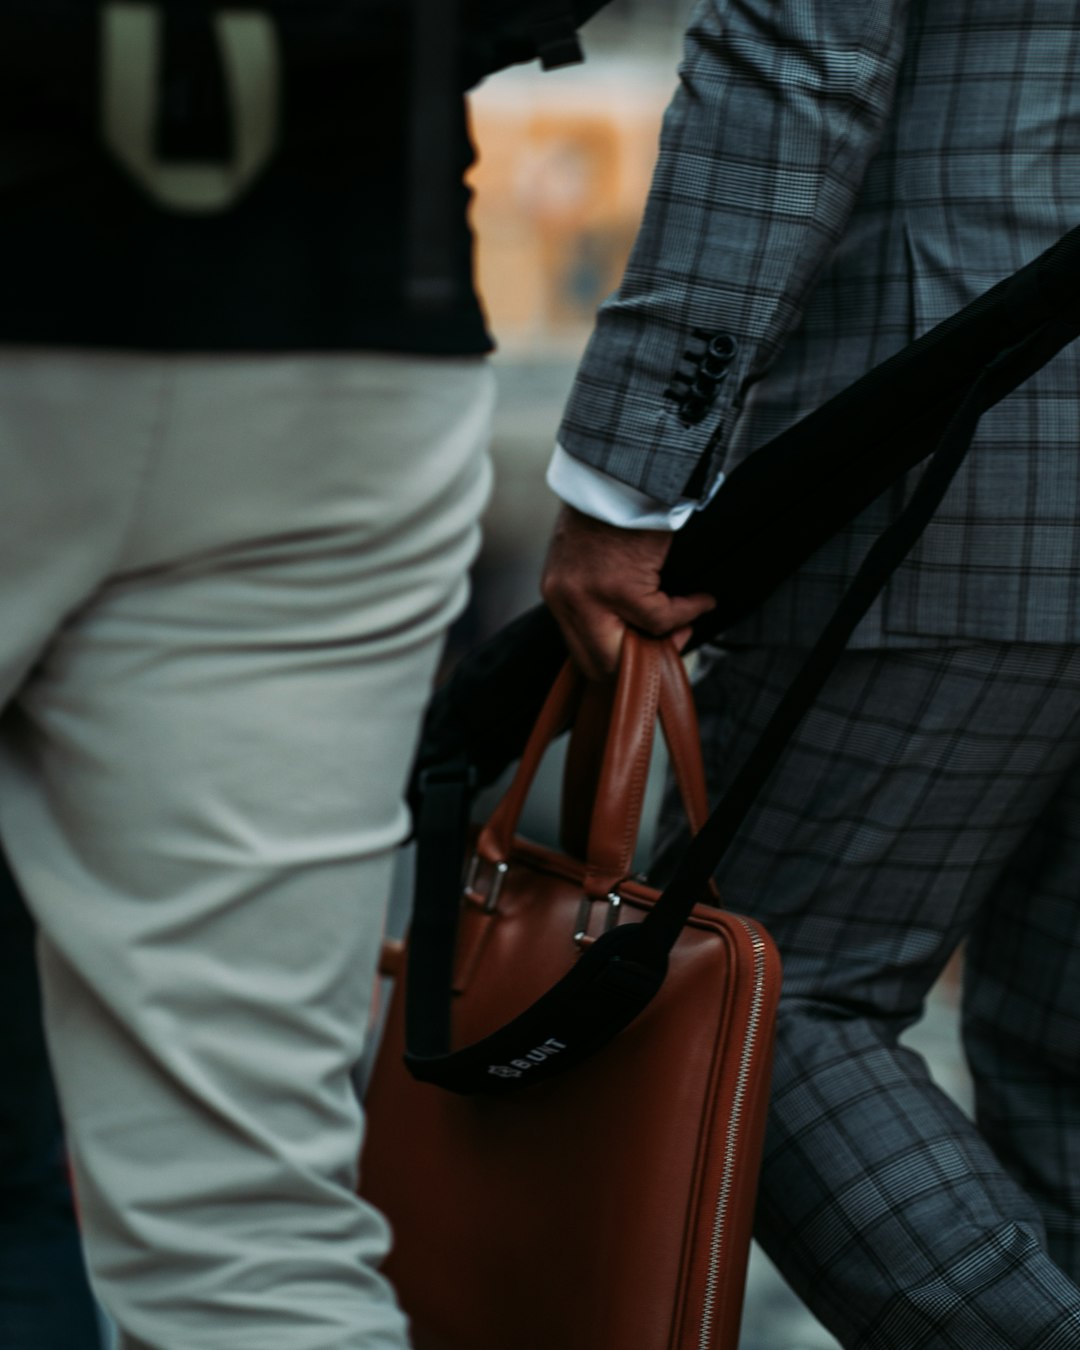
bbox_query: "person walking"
[0,4,492,1346]
[542,0,1080,1345]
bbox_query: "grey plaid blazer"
[557,0,1080,646]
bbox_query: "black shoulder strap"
[664,225,1080,637]
[402,307,1080,1096]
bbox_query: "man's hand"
[540,505,716,679]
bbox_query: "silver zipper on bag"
[697,918,770,1350]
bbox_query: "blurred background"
[410,5,977,1348]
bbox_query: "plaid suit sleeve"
[557,0,912,508]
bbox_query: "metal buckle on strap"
[573,892,622,949]
[463,854,508,913]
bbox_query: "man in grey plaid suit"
[542,0,1080,1345]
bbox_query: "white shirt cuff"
[546,444,724,532]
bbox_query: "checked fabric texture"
[654,643,1080,1348]
[559,0,1080,649]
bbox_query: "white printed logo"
[486,1038,568,1079]
[100,2,280,213]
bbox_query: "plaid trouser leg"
[963,756,1080,1280]
[654,643,1080,1349]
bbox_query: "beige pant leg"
[0,351,493,1350]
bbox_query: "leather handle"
[479,636,656,870]
[573,636,711,892]
[480,633,709,895]
[577,633,663,892]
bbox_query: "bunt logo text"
[487,1038,568,1078]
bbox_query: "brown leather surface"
[560,635,712,862]
[362,636,781,1350]
[579,633,663,889]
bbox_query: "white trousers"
[0,349,494,1349]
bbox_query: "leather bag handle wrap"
[560,637,663,888]
[481,634,705,877]
[559,638,710,868]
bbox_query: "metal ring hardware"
[573,892,623,948]
[463,855,509,913]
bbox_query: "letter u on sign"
[100,2,280,213]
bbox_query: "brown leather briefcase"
[360,633,781,1350]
